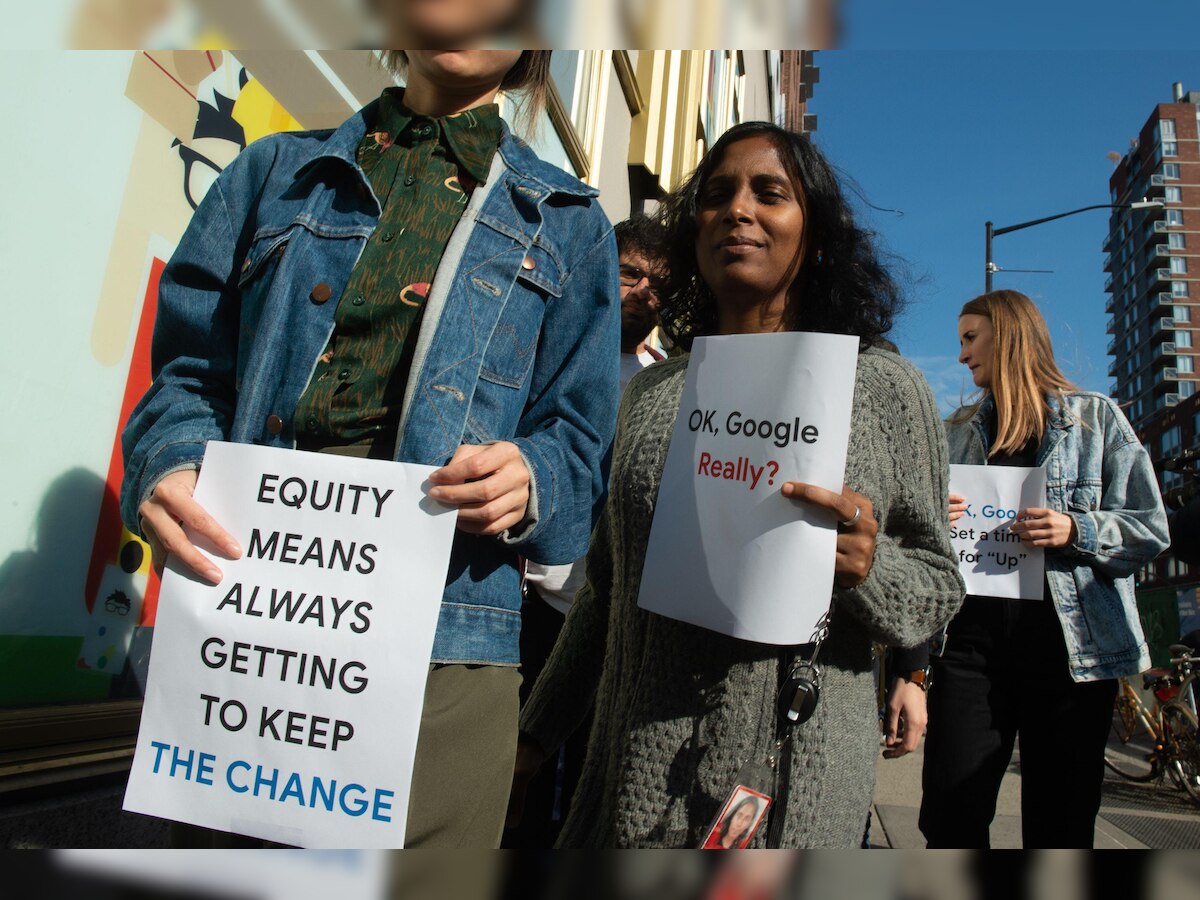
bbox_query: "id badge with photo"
[699,760,775,850]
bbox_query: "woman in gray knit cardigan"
[514,122,965,848]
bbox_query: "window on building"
[1168,232,1186,250]
[1175,303,1191,320]
[1164,162,1181,179]
[1173,281,1190,298]
[1177,330,1193,348]
[1181,380,1197,400]
[1179,356,1195,374]
[1170,257,1188,274]
[1163,424,1183,456]
[1164,140,1178,156]
[1167,209,1183,226]
[1165,186,1182,203]
[1165,469,1184,491]
[1161,119,1176,139]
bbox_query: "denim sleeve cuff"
[131,441,208,536]
[1067,510,1098,556]
[498,440,544,546]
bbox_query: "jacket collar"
[967,392,1076,432]
[963,392,1076,465]
[293,99,598,199]
[1044,393,1077,431]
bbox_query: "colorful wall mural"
[0,50,304,706]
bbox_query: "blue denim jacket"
[121,101,621,665]
[946,392,1169,681]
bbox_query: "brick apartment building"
[1106,82,1200,586]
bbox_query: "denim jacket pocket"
[476,247,559,390]
[235,227,294,391]
[1067,481,1102,513]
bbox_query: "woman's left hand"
[427,442,531,535]
[1010,507,1077,548]
[782,483,877,588]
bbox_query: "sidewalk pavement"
[869,739,1150,849]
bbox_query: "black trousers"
[501,588,591,849]
[919,596,1118,848]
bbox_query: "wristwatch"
[899,667,931,691]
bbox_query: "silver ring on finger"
[839,505,861,529]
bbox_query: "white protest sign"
[123,442,457,848]
[637,332,859,644]
[949,464,1046,600]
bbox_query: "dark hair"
[614,213,669,264]
[381,51,552,133]
[718,796,760,843]
[657,121,903,351]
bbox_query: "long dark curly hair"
[657,121,903,351]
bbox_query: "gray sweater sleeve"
[835,351,966,648]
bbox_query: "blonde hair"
[951,289,1078,456]
[380,50,551,136]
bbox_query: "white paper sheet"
[123,442,457,848]
[637,332,859,644]
[949,464,1047,600]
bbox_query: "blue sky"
[840,1,1199,51]
[810,51,1200,413]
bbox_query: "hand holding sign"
[139,468,243,585]
[948,493,968,526]
[428,441,531,536]
[1010,507,1077,548]
[782,483,877,588]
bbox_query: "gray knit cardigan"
[520,346,965,848]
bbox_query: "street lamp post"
[984,201,1164,292]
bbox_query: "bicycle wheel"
[1161,704,1200,805]
[1113,682,1144,743]
[1104,724,1158,781]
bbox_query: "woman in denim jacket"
[121,49,619,846]
[920,289,1169,848]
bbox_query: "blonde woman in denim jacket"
[920,289,1169,848]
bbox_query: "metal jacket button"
[521,256,536,270]
[266,415,284,435]
[311,283,333,304]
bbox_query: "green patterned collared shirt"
[293,88,501,457]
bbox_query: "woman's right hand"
[949,493,968,526]
[138,469,242,585]
[505,736,548,829]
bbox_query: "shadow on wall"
[0,469,150,708]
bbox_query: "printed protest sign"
[949,464,1046,600]
[123,442,457,848]
[637,332,859,644]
